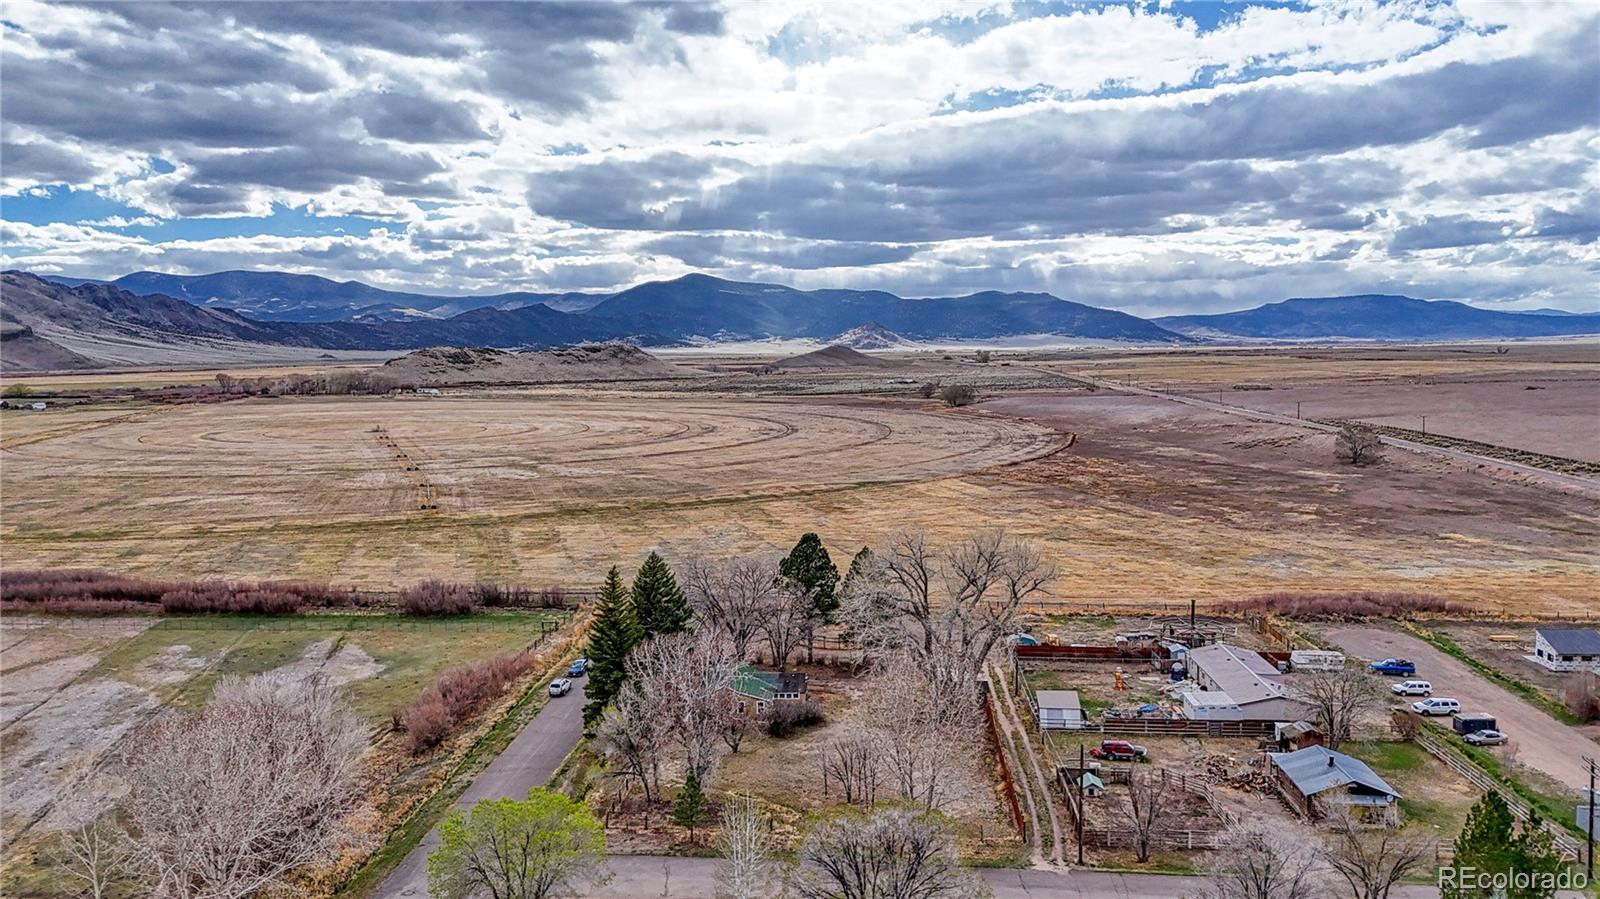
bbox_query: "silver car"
[1464,729,1508,746]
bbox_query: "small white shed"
[1036,690,1084,730]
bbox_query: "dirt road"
[1327,626,1593,792]
[374,681,587,898]
[597,854,1479,897]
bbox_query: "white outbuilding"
[1036,690,1085,730]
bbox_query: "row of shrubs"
[396,650,538,753]
[396,581,570,616]
[2,569,574,617]
[764,698,825,738]
[1222,590,1463,620]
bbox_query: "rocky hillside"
[380,343,687,385]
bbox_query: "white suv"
[1391,680,1432,696]
[1411,697,1460,716]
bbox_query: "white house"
[1181,643,1314,722]
[1035,690,1084,730]
[1531,628,1600,672]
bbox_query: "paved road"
[1328,626,1593,791]
[597,854,1469,898]
[1066,373,1599,494]
[374,684,588,898]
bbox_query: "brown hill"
[773,344,902,369]
[0,324,99,372]
[380,343,688,385]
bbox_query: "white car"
[1411,697,1460,716]
[548,678,572,697]
[1391,680,1432,696]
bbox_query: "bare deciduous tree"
[1321,812,1430,899]
[716,794,774,899]
[595,689,665,806]
[120,672,366,899]
[715,690,754,753]
[1299,667,1383,750]
[1335,426,1384,466]
[625,629,741,784]
[759,583,812,672]
[859,650,982,811]
[820,728,881,807]
[881,531,1051,685]
[791,806,986,899]
[1125,770,1170,863]
[52,812,133,899]
[1190,821,1325,899]
[685,556,781,663]
[939,384,977,407]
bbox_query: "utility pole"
[1295,400,1302,420]
[1076,743,1085,865]
[1420,415,1427,436]
[1586,756,1597,881]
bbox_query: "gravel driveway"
[1328,625,1594,792]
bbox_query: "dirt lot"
[1327,625,1594,792]
[0,610,566,889]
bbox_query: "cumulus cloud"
[1,0,1596,312]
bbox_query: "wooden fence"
[982,689,1029,842]
[1015,644,1170,663]
[1091,717,1277,738]
[1060,767,1233,851]
[1413,729,1584,860]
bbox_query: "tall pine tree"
[631,551,691,638]
[582,566,642,727]
[1444,791,1520,899]
[780,533,839,663]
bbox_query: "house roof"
[1538,628,1600,655]
[730,666,807,700]
[1270,746,1399,800]
[1181,689,1240,709]
[1186,643,1288,705]
[1037,690,1081,711]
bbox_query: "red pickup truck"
[1089,740,1149,762]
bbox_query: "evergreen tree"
[631,551,691,638]
[671,772,709,843]
[839,547,875,596]
[1444,791,1519,899]
[1508,813,1564,899]
[779,533,840,663]
[583,567,642,727]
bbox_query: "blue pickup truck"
[1369,658,1416,676]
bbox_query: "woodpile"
[1194,753,1274,793]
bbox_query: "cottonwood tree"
[1124,770,1171,863]
[717,794,775,899]
[427,788,610,899]
[759,582,813,672]
[1299,667,1383,750]
[1191,821,1325,899]
[625,629,741,784]
[791,806,986,899]
[1322,811,1430,899]
[684,556,780,663]
[120,672,366,899]
[880,531,1052,686]
[860,649,983,811]
[594,689,665,806]
[779,533,840,663]
[1335,425,1384,466]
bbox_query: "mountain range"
[6,269,1598,371]
[1155,295,1600,340]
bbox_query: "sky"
[1,0,1596,316]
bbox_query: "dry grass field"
[1,344,1595,614]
